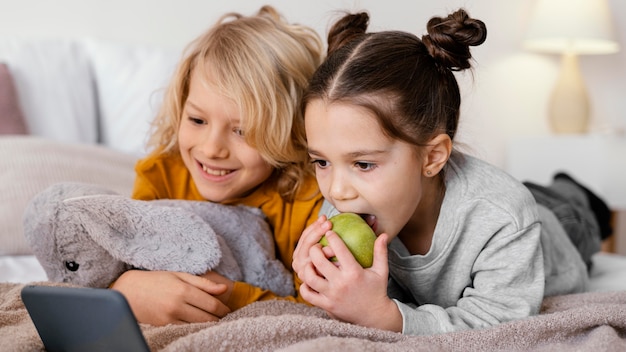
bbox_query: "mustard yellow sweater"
[132,152,322,309]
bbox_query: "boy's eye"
[355,162,375,171]
[188,116,204,125]
[311,159,328,168]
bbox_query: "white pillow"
[0,136,137,256]
[0,38,98,144]
[84,39,181,157]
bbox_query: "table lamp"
[524,0,620,133]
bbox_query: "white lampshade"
[524,0,620,54]
[523,0,620,134]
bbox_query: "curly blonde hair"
[147,5,323,201]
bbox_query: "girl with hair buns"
[293,8,600,335]
[112,5,324,326]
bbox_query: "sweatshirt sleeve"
[394,221,545,335]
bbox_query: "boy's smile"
[178,70,273,203]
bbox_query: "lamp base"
[549,53,590,134]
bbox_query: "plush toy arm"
[212,235,243,281]
[152,200,296,297]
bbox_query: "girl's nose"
[328,170,357,202]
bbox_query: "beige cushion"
[0,63,28,135]
[0,136,137,255]
[0,39,98,144]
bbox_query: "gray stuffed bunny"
[22,182,294,297]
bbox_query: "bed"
[2,255,626,351]
[2,37,626,351]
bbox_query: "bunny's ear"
[63,195,222,274]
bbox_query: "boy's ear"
[422,133,452,177]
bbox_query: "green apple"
[319,212,376,268]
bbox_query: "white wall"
[1,0,625,169]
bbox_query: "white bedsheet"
[0,255,46,283]
[587,252,626,292]
[2,253,626,292]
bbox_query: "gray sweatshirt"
[387,152,587,335]
[322,152,588,335]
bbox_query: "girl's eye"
[233,127,244,136]
[311,159,328,168]
[355,162,375,171]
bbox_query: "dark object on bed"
[21,285,149,352]
[553,172,613,240]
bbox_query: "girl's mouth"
[360,214,378,234]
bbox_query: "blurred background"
[1,0,624,165]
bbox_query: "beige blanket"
[2,281,625,351]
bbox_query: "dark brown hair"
[304,8,487,146]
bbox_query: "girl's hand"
[292,215,333,279]
[299,232,403,332]
[111,270,231,326]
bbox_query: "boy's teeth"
[202,164,230,176]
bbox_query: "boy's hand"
[112,269,231,326]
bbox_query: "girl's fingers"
[298,282,323,307]
[301,257,328,293]
[319,230,360,271]
[293,216,331,273]
[321,245,335,259]
[310,233,347,279]
[303,216,330,243]
[370,233,389,275]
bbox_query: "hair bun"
[327,12,369,56]
[422,8,487,71]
